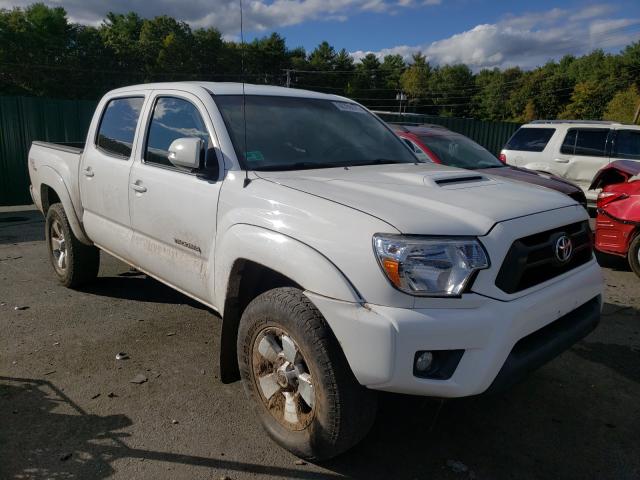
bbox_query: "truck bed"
[28,140,85,220]
[32,141,84,155]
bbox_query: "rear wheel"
[238,287,377,461]
[628,234,640,279]
[45,203,100,288]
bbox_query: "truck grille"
[495,221,592,294]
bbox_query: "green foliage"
[603,85,640,124]
[429,64,474,117]
[400,53,431,110]
[471,67,521,121]
[559,80,611,120]
[522,100,537,123]
[309,41,337,70]
[1,3,639,122]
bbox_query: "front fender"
[214,224,362,308]
[37,166,92,245]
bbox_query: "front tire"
[45,203,100,288]
[628,233,640,279]
[237,287,377,461]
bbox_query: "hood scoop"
[427,174,490,188]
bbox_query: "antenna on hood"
[239,0,251,188]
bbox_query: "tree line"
[1,3,639,123]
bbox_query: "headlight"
[373,234,489,297]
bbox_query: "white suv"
[500,120,640,204]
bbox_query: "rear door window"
[504,128,555,152]
[561,128,609,157]
[614,130,640,160]
[560,130,577,154]
[95,97,144,158]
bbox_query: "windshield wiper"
[348,158,408,167]
[255,158,410,171]
[256,161,345,171]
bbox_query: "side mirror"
[168,137,202,169]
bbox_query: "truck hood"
[477,166,582,195]
[256,163,576,236]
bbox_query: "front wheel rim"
[50,219,67,274]
[252,327,316,431]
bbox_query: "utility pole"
[633,101,640,125]
[285,69,292,88]
[396,92,407,114]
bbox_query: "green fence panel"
[0,96,97,206]
[374,111,522,156]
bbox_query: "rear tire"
[628,234,640,279]
[45,203,100,288]
[237,287,377,461]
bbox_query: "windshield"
[214,95,417,170]
[417,133,503,169]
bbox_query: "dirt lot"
[1,209,639,480]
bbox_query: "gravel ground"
[1,209,639,480]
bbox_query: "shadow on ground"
[78,272,210,310]
[0,376,344,480]
[572,304,640,385]
[573,341,640,384]
[4,319,639,480]
[0,211,44,245]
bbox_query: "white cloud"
[0,0,440,34]
[351,4,640,70]
[3,0,637,71]
[569,4,612,22]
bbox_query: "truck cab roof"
[107,81,352,102]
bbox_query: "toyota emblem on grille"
[554,235,573,263]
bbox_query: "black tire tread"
[237,287,376,461]
[628,233,640,279]
[46,203,100,288]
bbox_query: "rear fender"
[38,166,92,245]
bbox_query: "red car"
[591,160,640,278]
[390,124,587,207]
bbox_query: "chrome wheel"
[252,327,315,430]
[50,219,67,273]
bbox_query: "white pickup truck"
[28,82,603,460]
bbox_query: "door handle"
[83,167,94,177]
[553,157,569,163]
[130,183,147,193]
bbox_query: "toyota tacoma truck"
[28,82,603,460]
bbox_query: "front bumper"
[595,210,637,257]
[484,295,600,394]
[306,259,602,398]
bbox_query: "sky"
[1,0,639,70]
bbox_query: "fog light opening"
[415,351,434,372]
[413,349,465,380]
